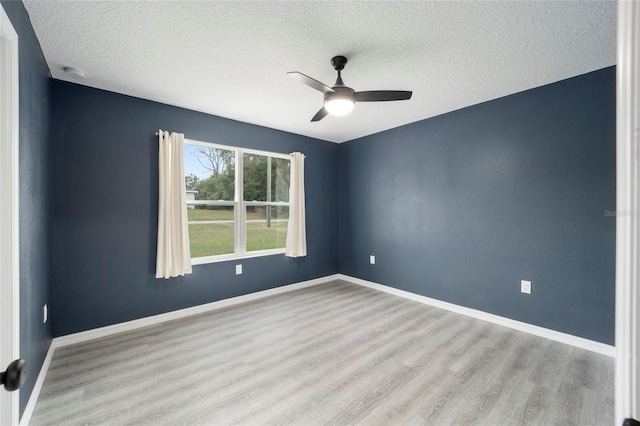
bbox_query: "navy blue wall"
[50,81,339,337]
[1,0,53,416]
[339,67,616,345]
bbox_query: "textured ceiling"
[23,1,615,143]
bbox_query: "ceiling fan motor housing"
[325,86,355,103]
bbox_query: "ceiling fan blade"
[311,107,329,122]
[287,72,335,94]
[355,91,413,102]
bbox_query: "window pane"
[246,206,288,252]
[271,157,290,202]
[243,154,290,202]
[188,206,234,257]
[243,153,267,201]
[184,144,235,201]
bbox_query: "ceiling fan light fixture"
[325,98,354,116]
[324,86,356,116]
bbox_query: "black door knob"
[0,359,26,392]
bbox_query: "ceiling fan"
[287,56,413,122]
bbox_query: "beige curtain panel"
[156,130,192,278]
[286,152,307,258]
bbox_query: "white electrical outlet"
[43,304,48,323]
[236,264,242,275]
[521,280,532,294]
[370,255,375,265]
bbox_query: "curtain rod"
[155,131,303,158]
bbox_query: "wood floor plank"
[230,308,446,425]
[30,280,614,426]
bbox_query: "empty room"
[1,0,638,425]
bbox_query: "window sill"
[191,249,286,265]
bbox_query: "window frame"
[184,138,291,265]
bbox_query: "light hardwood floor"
[30,280,614,425]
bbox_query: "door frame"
[0,3,20,425]
[616,0,640,424]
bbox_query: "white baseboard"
[19,340,56,426]
[337,274,616,357]
[55,274,340,348]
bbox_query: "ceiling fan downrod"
[331,56,347,86]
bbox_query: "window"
[184,140,290,264]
